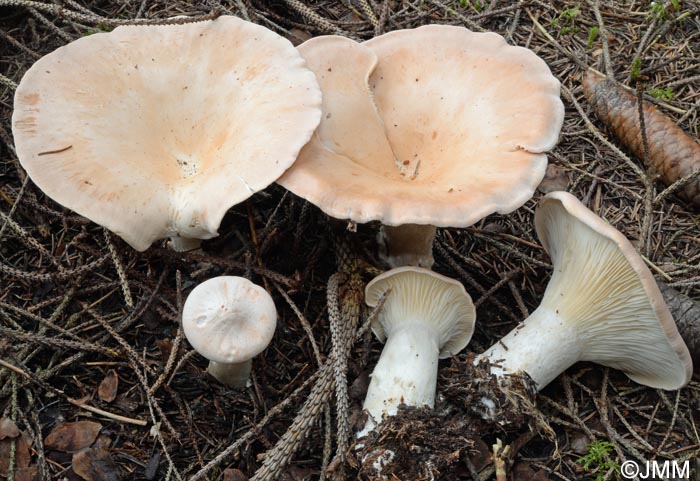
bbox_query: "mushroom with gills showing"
[359,266,476,435]
[476,191,693,392]
[277,26,564,268]
[182,276,277,387]
[12,15,322,252]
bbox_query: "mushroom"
[277,26,564,267]
[477,191,692,391]
[360,266,476,434]
[12,16,322,252]
[182,276,277,387]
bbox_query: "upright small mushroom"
[12,16,321,251]
[182,276,277,387]
[278,27,564,267]
[360,267,476,434]
[477,191,692,391]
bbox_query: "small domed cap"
[182,276,277,364]
[278,26,564,227]
[535,191,692,389]
[365,266,476,358]
[13,16,322,251]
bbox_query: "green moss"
[586,26,599,49]
[550,5,580,36]
[576,441,620,481]
[649,87,674,101]
[630,57,643,80]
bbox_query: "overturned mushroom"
[477,191,692,391]
[182,276,277,387]
[360,267,476,435]
[278,27,564,267]
[12,16,321,251]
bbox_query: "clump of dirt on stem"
[354,404,477,481]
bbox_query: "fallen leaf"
[282,465,315,481]
[466,437,491,470]
[570,433,590,455]
[285,28,312,47]
[98,370,119,403]
[0,431,31,476]
[72,447,121,481]
[93,433,112,450]
[45,421,102,453]
[155,338,172,363]
[0,418,20,440]
[223,468,248,481]
[13,466,39,481]
[349,371,370,401]
[537,165,569,193]
[512,462,550,480]
[144,452,161,480]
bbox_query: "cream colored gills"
[477,191,693,391]
[360,267,476,435]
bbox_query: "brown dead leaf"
[570,433,590,455]
[98,370,119,403]
[155,338,172,363]
[0,418,20,440]
[512,462,550,480]
[282,465,315,481]
[72,447,121,481]
[537,165,569,194]
[93,433,112,450]
[0,431,31,476]
[12,466,39,481]
[45,421,102,453]
[223,468,248,481]
[467,437,491,470]
[285,28,312,47]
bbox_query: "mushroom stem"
[168,236,202,252]
[378,224,437,268]
[474,191,691,396]
[360,267,475,436]
[361,323,441,433]
[476,307,582,389]
[207,359,252,388]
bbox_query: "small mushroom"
[477,191,692,391]
[278,27,564,267]
[12,16,322,251]
[359,267,476,435]
[182,276,277,387]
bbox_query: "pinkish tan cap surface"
[12,16,322,251]
[278,26,564,227]
[535,191,692,389]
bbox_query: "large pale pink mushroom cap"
[12,16,322,251]
[278,26,564,227]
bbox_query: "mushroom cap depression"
[12,16,322,251]
[535,191,692,389]
[182,276,277,365]
[278,26,564,227]
[365,266,476,358]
